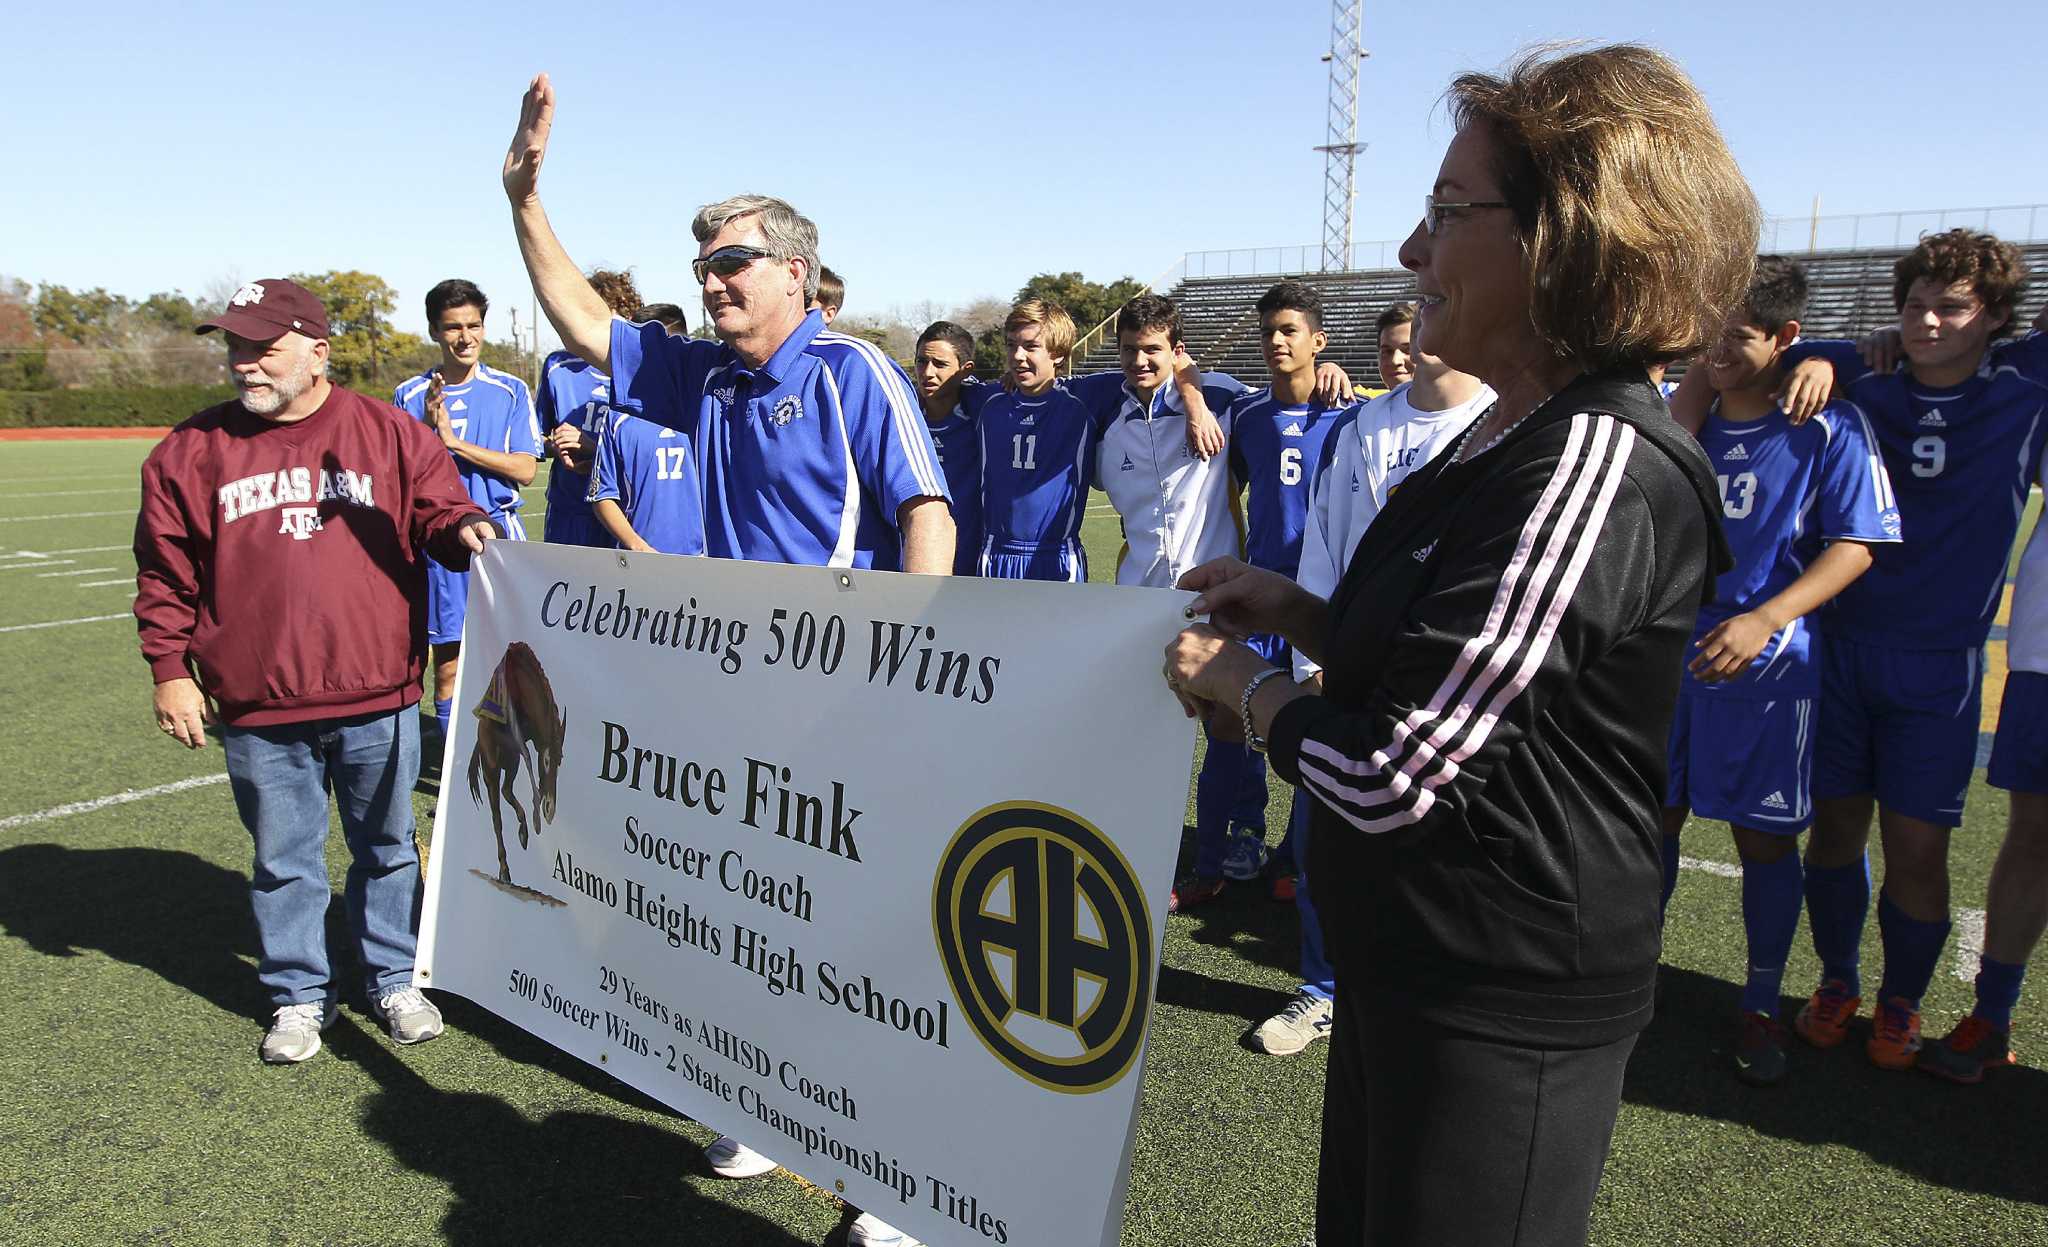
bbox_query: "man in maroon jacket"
[135,278,500,1064]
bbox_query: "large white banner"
[417,541,1194,1246]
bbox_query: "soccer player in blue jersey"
[393,279,542,742]
[536,268,644,547]
[1201,282,1356,907]
[1658,258,1900,1085]
[1774,230,2048,1070]
[914,321,983,576]
[974,298,1101,580]
[588,304,707,556]
[506,77,948,1245]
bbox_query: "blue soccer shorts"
[1812,636,1982,827]
[1665,685,1816,833]
[1989,669,2048,795]
[543,508,609,549]
[979,538,1084,583]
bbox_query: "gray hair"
[691,194,821,300]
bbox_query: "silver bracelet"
[1241,667,1288,754]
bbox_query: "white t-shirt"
[1094,384,1242,588]
[1294,381,1496,678]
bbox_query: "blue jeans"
[220,707,423,1007]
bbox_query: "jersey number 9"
[1910,435,1946,479]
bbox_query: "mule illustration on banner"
[467,641,568,897]
[932,801,1153,1094]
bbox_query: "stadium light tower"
[1314,1,1368,272]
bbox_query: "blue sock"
[1972,956,2026,1030]
[1658,833,1681,921]
[1738,848,1804,1015]
[1802,855,1870,996]
[434,697,452,740]
[1874,890,1951,1009]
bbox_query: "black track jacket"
[1268,370,1730,1046]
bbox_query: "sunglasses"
[1422,194,1512,235]
[692,245,777,284]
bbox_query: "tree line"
[0,267,1151,394]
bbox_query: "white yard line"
[1677,854,1741,879]
[1676,854,1987,981]
[80,578,137,588]
[1951,909,1989,983]
[0,559,71,571]
[16,544,131,556]
[0,612,131,634]
[7,488,132,499]
[35,566,114,578]
[0,773,231,832]
[0,510,132,523]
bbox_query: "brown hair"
[1375,301,1416,336]
[1893,229,2026,338]
[1115,294,1182,345]
[1448,44,1760,370]
[815,266,845,313]
[1004,297,1076,359]
[587,269,644,317]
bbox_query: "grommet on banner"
[617,553,629,569]
[836,572,854,591]
[834,1180,845,1193]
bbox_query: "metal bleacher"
[1071,241,2048,390]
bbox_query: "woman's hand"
[1163,622,1268,724]
[1178,558,1319,644]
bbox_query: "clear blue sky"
[4,1,2042,350]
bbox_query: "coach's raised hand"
[503,73,555,206]
[503,72,615,372]
[153,676,211,750]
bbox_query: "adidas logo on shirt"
[1019,414,1036,427]
[1120,454,1135,472]
[1411,540,1437,563]
[1761,791,1790,811]
[1723,443,1748,461]
[1282,421,1304,438]
[1919,409,1947,428]
[449,398,468,412]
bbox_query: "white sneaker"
[1220,827,1270,881]
[1250,990,1334,1055]
[372,986,445,1045]
[260,1001,337,1064]
[848,1212,924,1247]
[704,1135,778,1179]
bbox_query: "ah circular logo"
[932,802,1152,1094]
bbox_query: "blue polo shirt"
[608,312,949,569]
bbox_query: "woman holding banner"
[1163,44,1749,1247]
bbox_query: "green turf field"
[1,437,2042,1246]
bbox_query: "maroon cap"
[194,278,330,340]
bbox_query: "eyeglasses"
[692,245,776,285]
[1422,194,1512,235]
